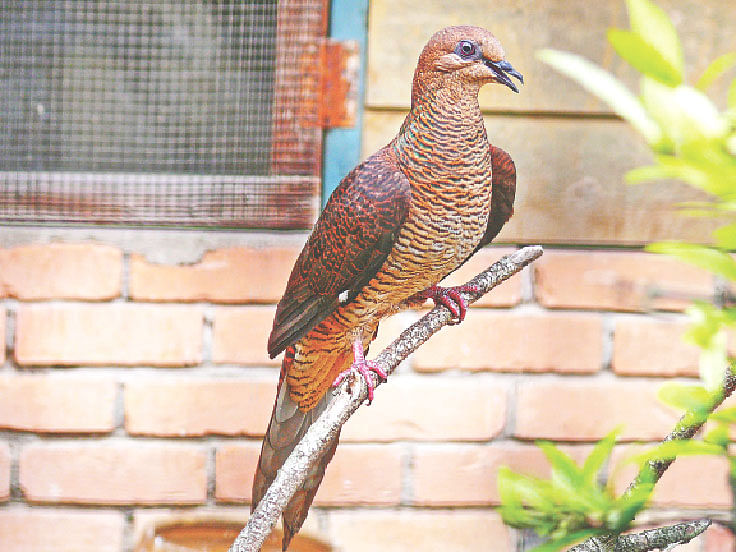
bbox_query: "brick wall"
[0,238,731,551]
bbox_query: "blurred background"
[0,1,734,550]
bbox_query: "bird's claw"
[415,284,479,324]
[332,340,387,404]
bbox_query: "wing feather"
[267,147,410,358]
[479,144,516,248]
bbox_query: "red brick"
[215,443,261,503]
[328,510,512,551]
[413,443,590,506]
[0,375,115,433]
[20,443,207,504]
[0,243,121,300]
[704,523,736,552]
[215,443,402,505]
[212,306,278,365]
[438,247,522,307]
[314,444,402,505]
[653,455,730,507]
[412,312,602,373]
[341,377,507,441]
[613,447,731,508]
[15,304,203,366]
[613,317,699,376]
[129,246,299,303]
[515,380,680,441]
[0,509,123,552]
[0,442,9,501]
[535,250,712,312]
[125,378,275,436]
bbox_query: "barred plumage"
[253,25,521,549]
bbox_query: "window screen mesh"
[0,0,325,228]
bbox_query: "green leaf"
[696,52,736,91]
[537,49,662,144]
[671,86,728,139]
[625,162,705,187]
[657,382,713,414]
[684,302,728,350]
[538,442,585,489]
[611,474,654,529]
[729,77,736,109]
[582,429,619,484]
[497,466,517,501]
[625,0,684,79]
[640,78,727,146]
[713,223,736,249]
[497,466,527,508]
[646,242,736,281]
[607,29,681,86]
[704,422,730,448]
[698,328,728,390]
[719,307,736,324]
[497,466,555,511]
[528,530,600,552]
[675,200,736,218]
[537,443,611,513]
[627,439,724,466]
[711,406,736,424]
[627,155,735,196]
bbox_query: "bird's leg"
[332,339,388,404]
[409,284,480,324]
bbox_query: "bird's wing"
[267,148,411,358]
[478,144,516,248]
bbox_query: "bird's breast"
[407,173,490,269]
[347,103,494,318]
[368,164,492,311]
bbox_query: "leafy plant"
[498,0,736,549]
[498,430,656,551]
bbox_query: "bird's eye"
[456,40,476,58]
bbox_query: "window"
[0,0,328,228]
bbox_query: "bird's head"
[411,26,523,105]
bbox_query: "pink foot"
[332,340,387,404]
[414,284,479,324]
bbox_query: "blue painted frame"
[322,0,369,206]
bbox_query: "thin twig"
[228,245,544,552]
[569,368,736,552]
[571,520,710,552]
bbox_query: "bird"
[252,25,522,550]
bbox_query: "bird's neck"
[393,87,490,180]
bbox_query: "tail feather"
[252,346,345,551]
[281,435,339,550]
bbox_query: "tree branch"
[228,245,544,552]
[568,367,736,552]
[571,520,711,552]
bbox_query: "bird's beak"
[484,59,524,93]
